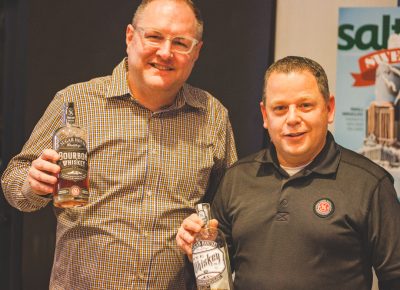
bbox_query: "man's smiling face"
[260,70,335,167]
[125,0,202,97]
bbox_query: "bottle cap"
[195,203,211,226]
[63,102,76,125]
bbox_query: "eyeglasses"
[134,26,199,55]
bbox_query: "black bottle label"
[58,136,88,181]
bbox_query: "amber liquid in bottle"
[53,178,89,208]
[53,102,89,208]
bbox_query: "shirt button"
[280,199,288,207]
[146,190,152,197]
[137,272,145,280]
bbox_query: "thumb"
[209,219,219,228]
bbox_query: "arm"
[368,176,400,289]
[1,96,64,211]
[379,278,400,290]
[210,177,235,272]
[203,112,237,204]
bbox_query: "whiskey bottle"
[52,102,89,208]
[192,203,234,290]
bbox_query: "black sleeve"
[202,167,223,204]
[379,277,400,290]
[210,171,235,272]
[369,176,400,284]
[184,256,197,290]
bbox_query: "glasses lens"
[139,27,196,54]
[171,37,193,53]
[142,30,164,45]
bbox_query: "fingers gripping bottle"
[192,203,234,290]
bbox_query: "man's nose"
[286,105,301,124]
[156,39,173,59]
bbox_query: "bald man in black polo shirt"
[177,56,400,290]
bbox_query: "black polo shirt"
[212,132,400,290]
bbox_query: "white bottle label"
[192,240,227,287]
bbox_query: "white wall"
[274,1,397,289]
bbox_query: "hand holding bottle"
[176,212,219,258]
[191,203,234,289]
[26,148,60,196]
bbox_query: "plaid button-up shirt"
[2,58,237,289]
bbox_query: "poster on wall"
[335,7,400,199]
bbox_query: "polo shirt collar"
[255,131,341,176]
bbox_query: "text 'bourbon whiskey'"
[53,102,89,208]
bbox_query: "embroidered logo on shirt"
[275,212,289,221]
[313,198,335,218]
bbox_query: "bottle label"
[57,186,89,197]
[58,137,88,181]
[192,240,227,286]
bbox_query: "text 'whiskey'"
[192,203,234,290]
[52,102,89,208]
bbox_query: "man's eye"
[145,34,163,41]
[274,106,286,112]
[172,38,190,48]
[299,103,313,109]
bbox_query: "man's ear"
[327,95,335,124]
[192,41,203,62]
[126,24,135,53]
[260,101,268,130]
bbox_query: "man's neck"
[132,91,177,112]
[127,77,179,112]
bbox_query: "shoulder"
[338,144,394,183]
[225,149,266,175]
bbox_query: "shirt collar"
[105,58,206,111]
[255,131,341,176]
[176,84,206,110]
[105,58,131,99]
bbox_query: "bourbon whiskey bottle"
[52,102,89,208]
[192,203,234,290]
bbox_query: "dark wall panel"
[1,1,275,289]
[191,0,275,156]
[1,0,29,288]
[26,0,138,140]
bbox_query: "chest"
[230,175,369,252]
[79,100,217,203]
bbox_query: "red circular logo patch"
[70,185,81,197]
[314,198,335,218]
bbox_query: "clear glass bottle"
[192,203,234,290]
[52,102,89,208]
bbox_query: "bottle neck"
[64,118,75,126]
[196,203,211,228]
[63,102,76,125]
